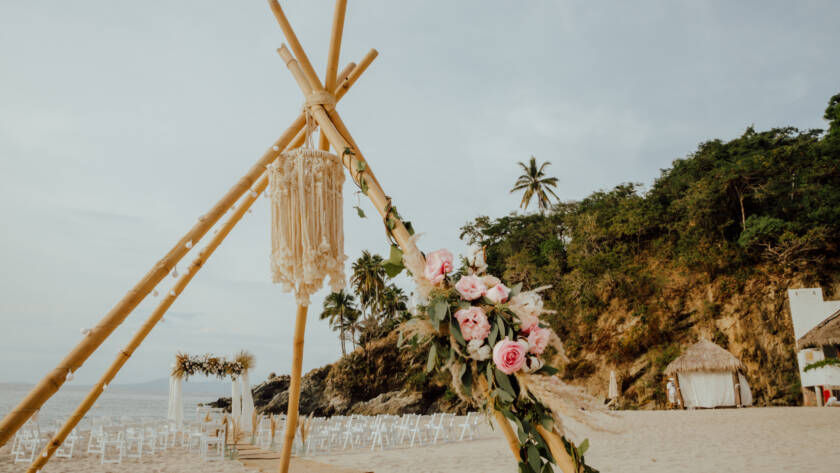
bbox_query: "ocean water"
[0,383,220,427]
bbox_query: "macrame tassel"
[267,148,346,306]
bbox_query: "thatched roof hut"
[664,338,744,375]
[798,308,840,349]
[664,338,752,409]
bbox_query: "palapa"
[664,338,744,375]
[797,308,840,349]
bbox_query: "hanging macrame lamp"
[267,104,346,305]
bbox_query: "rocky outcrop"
[208,332,468,415]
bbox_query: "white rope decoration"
[267,101,346,306]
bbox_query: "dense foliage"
[461,94,840,406]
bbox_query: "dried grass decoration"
[267,143,346,306]
[171,351,255,380]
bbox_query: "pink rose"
[492,338,528,375]
[481,275,501,288]
[485,283,510,304]
[517,313,540,334]
[424,249,454,285]
[454,275,487,301]
[527,327,551,355]
[454,306,491,341]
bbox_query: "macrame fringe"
[267,147,346,306]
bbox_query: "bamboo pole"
[319,0,348,151]
[276,46,414,255]
[24,60,367,473]
[0,116,305,449]
[493,411,521,461]
[267,0,323,91]
[535,425,579,473]
[277,304,308,473]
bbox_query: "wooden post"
[673,373,686,409]
[535,425,579,473]
[277,304,308,473]
[0,114,304,448]
[732,371,742,407]
[493,410,521,461]
[318,0,348,151]
[23,59,369,473]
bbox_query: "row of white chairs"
[250,412,485,456]
[10,413,228,465]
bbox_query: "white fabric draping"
[240,370,255,432]
[167,375,183,428]
[677,371,736,408]
[231,377,242,428]
[738,372,753,406]
[608,370,619,399]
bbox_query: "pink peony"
[517,313,540,334]
[454,274,487,301]
[527,327,551,355]
[424,249,454,285]
[454,306,491,341]
[485,283,510,304]
[492,338,528,375]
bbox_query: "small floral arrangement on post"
[400,245,600,473]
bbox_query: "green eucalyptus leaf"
[496,388,514,403]
[577,438,589,457]
[450,318,466,345]
[433,299,449,321]
[425,344,437,373]
[527,445,541,472]
[383,262,404,278]
[461,364,473,396]
[353,206,366,218]
[359,176,368,195]
[494,368,515,397]
[535,365,559,376]
[489,323,499,346]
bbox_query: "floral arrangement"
[172,352,253,380]
[400,245,600,473]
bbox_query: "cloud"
[0,0,838,384]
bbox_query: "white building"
[787,288,840,406]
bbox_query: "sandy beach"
[2,407,838,473]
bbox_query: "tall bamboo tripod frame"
[1,2,579,472]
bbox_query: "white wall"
[787,288,840,340]
[788,288,840,389]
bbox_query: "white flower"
[466,339,491,361]
[465,244,488,275]
[523,356,544,373]
[481,275,501,288]
[508,291,544,321]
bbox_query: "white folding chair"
[100,425,125,464]
[200,423,225,461]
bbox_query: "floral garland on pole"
[172,352,254,380]
[399,245,600,473]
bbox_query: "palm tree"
[510,156,560,213]
[319,290,360,356]
[350,251,386,320]
[379,284,409,322]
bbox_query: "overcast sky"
[1,1,838,387]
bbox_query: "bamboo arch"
[0,2,581,473]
